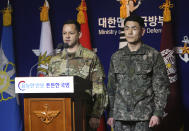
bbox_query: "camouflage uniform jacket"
[108,44,169,121]
[48,44,108,118]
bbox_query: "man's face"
[124,21,145,45]
[62,24,81,48]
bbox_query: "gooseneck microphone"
[63,43,69,49]
[63,43,69,76]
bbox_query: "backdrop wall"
[0,0,188,130]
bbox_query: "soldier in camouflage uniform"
[48,20,107,130]
[107,15,169,131]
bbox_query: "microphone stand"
[64,43,69,76]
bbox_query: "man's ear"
[79,32,82,39]
[141,28,145,36]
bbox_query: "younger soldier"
[107,15,169,131]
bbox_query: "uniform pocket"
[135,63,152,79]
[114,67,128,83]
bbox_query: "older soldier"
[107,15,169,131]
[48,20,107,130]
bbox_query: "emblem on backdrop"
[175,36,189,63]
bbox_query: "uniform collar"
[61,44,83,58]
[123,43,146,55]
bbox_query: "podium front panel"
[24,98,72,131]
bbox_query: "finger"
[110,119,114,127]
[151,122,156,127]
[92,122,96,129]
[107,121,111,126]
[156,120,159,125]
[93,122,97,129]
[151,120,157,127]
[107,119,113,126]
[156,119,160,125]
[149,120,153,127]
[95,120,100,128]
[107,120,110,125]
[89,120,95,129]
[155,120,159,126]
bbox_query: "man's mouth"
[127,37,134,39]
[65,40,70,43]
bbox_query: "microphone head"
[64,43,69,49]
[57,43,64,49]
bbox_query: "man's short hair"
[124,15,145,28]
[63,20,81,32]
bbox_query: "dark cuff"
[108,110,113,118]
[153,110,163,118]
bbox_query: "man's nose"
[128,29,133,35]
[65,33,70,38]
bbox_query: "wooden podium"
[24,98,72,131]
[21,76,92,131]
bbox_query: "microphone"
[56,42,69,50]
[63,42,69,49]
[63,42,69,76]
[29,43,64,76]
[54,43,64,54]
[55,42,69,53]
[57,43,63,49]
